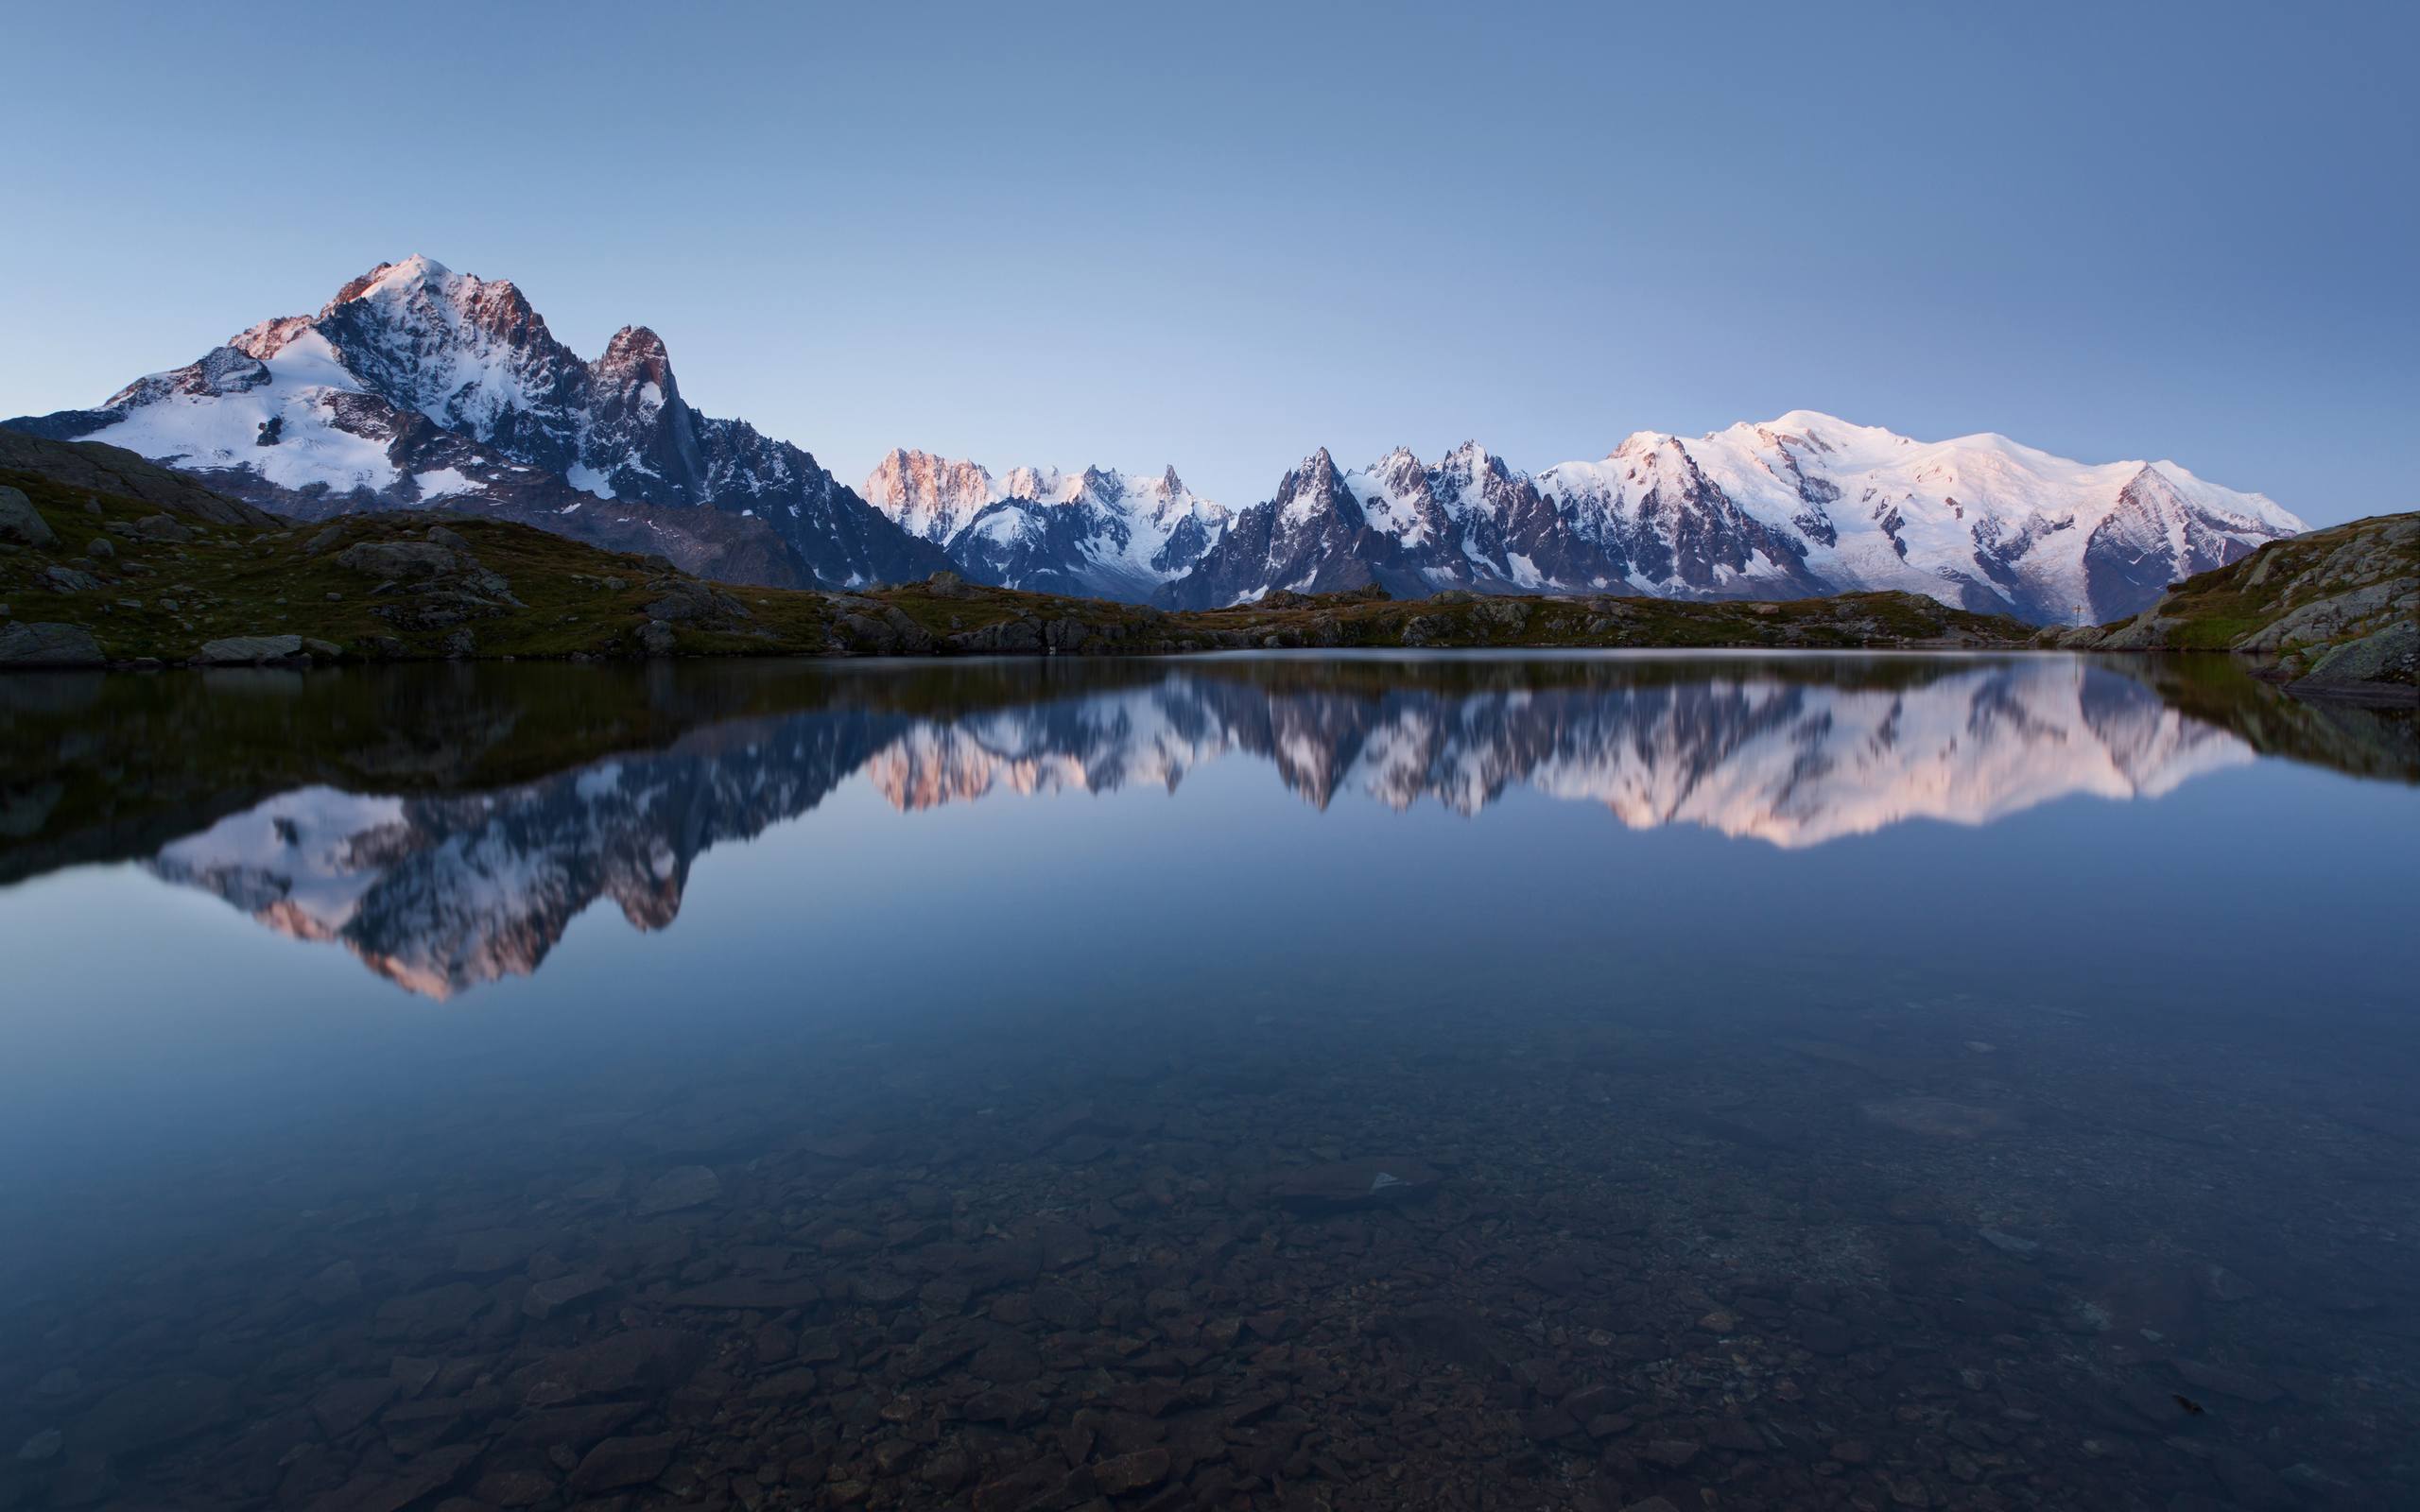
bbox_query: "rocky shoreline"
[2051,513,2418,706]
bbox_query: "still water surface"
[1,653,2414,1510]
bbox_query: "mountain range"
[7,256,2304,623]
[1150,422,2302,625]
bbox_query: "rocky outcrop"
[311,522,527,637]
[2066,512,2418,703]
[0,429,280,527]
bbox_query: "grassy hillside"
[2060,513,2418,702]
[1,437,2036,668]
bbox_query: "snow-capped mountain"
[145,658,2251,996]
[8,256,948,589]
[1160,415,2302,623]
[863,449,1229,600]
[7,261,2297,618]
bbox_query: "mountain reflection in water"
[3,652,2408,999]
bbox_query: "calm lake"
[1,652,2414,1512]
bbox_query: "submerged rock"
[510,1330,706,1407]
[79,1372,233,1453]
[631,1164,720,1215]
[567,1432,682,1493]
[1861,1097,2024,1140]
[1266,1156,1441,1211]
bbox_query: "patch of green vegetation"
[0,469,851,662]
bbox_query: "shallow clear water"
[0,652,2414,1511]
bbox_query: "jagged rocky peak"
[326,252,455,306]
[998,464,1063,502]
[869,450,1220,532]
[1432,440,1523,516]
[1369,445,1426,488]
[227,313,317,363]
[321,255,562,366]
[861,447,1229,601]
[862,449,1001,544]
[595,325,676,388]
[302,254,589,453]
[1286,447,1346,498]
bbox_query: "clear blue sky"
[2,1,2410,524]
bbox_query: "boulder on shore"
[196,634,305,665]
[0,486,58,549]
[0,621,103,666]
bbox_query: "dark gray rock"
[2298,620,2418,695]
[566,1432,681,1493]
[79,1372,233,1453]
[510,1330,706,1406]
[196,633,304,664]
[0,622,103,666]
[663,1277,821,1310]
[1095,1447,1170,1495]
[0,485,55,548]
[632,1164,719,1214]
[309,1378,398,1438]
[336,540,461,580]
[525,1267,614,1315]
